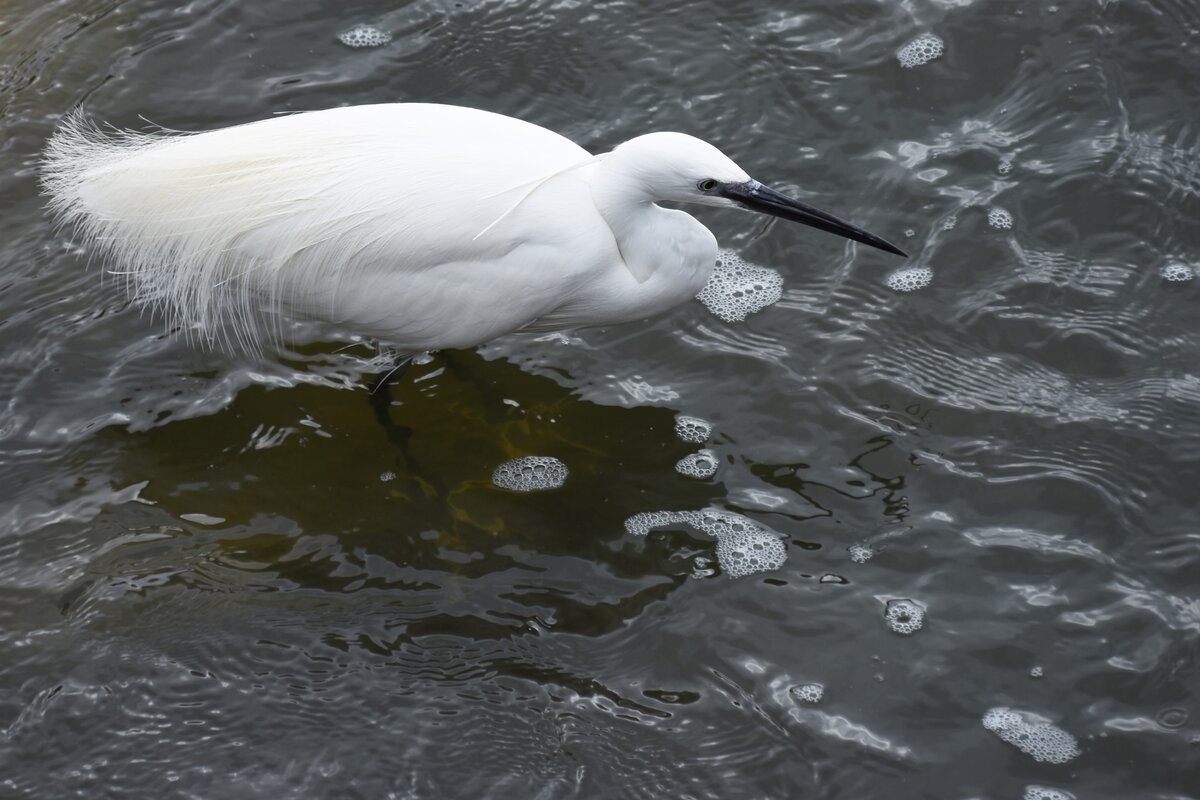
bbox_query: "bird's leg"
[368,352,414,448]
[367,354,449,504]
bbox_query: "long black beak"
[719,180,907,257]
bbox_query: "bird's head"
[606,131,906,257]
[607,132,751,207]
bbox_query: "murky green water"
[2,1,1198,797]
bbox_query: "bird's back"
[42,103,593,349]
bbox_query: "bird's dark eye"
[697,178,719,192]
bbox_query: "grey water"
[1,0,1198,797]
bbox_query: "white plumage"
[42,102,903,352]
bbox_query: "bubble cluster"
[885,599,925,634]
[624,511,681,537]
[1030,665,1044,678]
[380,471,396,483]
[849,544,875,563]
[676,449,718,479]
[624,509,787,578]
[998,159,1014,174]
[711,515,788,578]
[943,216,958,230]
[792,684,824,703]
[696,251,784,323]
[338,24,392,48]
[897,34,945,68]
[982,707,1081,764]
[1024,788,1074,800]
[1162,263,1194,282]
[988,207,1014,229]
[886,267,933,293]
[491,456,568,492]
[675,415,713,444]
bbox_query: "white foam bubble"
[491,456,568,492]
[897,34,945,68]
[885,599,925,634]
[982,707,1081,764]
[792,683,824,703]
[849,544,874,563]
[988,207,1014,229]
[696,251,784,323]
[707,513,788,578]
[624,510,687,537]
[674,415,713,444]
[380,471,396,483]
[624,509,787,578]
[338,24,392,48]
[1162,263,1194,282]
[943,215,958,230]
[1030,665,1044,678]
[1024,787,1074,800]
[676,449,718,479]
[886,267,933,293]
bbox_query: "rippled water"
[2,1,1198,797]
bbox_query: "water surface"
[1,0,1198,797]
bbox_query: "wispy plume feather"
[42,109,422,351]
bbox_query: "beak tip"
[724,181,910,260]
[864,236,908,258]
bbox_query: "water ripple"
[0,0,1197,797]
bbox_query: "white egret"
[42,103,904,353]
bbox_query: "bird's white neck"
[591,157,705,285]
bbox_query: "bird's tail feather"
[41,110,368,352]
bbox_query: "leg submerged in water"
[368,353,414,449]
[366,353,449,504]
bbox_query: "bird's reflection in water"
[65,348,724,647]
